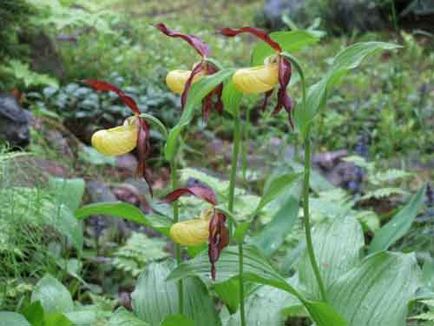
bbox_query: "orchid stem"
[170,157,184,314]
[228,112,245,326]
[302,132,327,302]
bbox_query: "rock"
[261,0,386,33]
[0,93,30,148]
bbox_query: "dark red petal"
[181,62,204,109]
[202,93,213,122]
[219,27,281,53]
[162,186,218,206]
[83,79,140,115]
[208,211,229,280]
[155,23,210,57]
[214,83,224,114]
[261,89,274,111]
[137,119,153,196]
[273,56,294,128]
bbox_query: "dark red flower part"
[82,79,140,115]
[155,23,210,58]
[273,56,294,128]
[261,89,274,111]
[181,62,204,108]
[136,119,153,196]
[219,27,282,53]
[83,79,154,194]
[162,185,218,206]
[208,210,229,280]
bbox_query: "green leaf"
[251,194,300,257]
[167,246,346,325]
[55,204,83,251]
[298,216,364,299]
[220,285,300,325]
[164,68,235,160]
[369,185,426,253]
[256,173,301,212]
[48,177,85,212]
[294,42,399,136]
[251,30,320,66]
[161,314,195,326]
[222,79,242,117]
[75,202,172,236]
[0,312,31,326]
[139,113,168,138]
[44,313,72,326]
[233,221,250,243]
[108,308,149,326]
[131,261,219,325]
[329,252,420,326]
[23,301,44,326]
[31,274,74,314]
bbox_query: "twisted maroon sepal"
[208,211,229,280]
[83,79,154,194]
[155,23,210,57]
[273,57,294,128]
[219,26,282,53]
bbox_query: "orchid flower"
[220,27,294,127]
[155,23,224,121]
[83,80,153,194]
[162,185,229,280]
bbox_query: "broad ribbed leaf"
[369,185,426,253]
[295,42,399,136]
[108,308,149,326]
[31,274,74,314]
[298,216,364,299]
[329,252,420,326]
[256,173,301,212]
[131,261,219,325]
[167,246,346,326]
[161,314,195,326]
[221,285,300,325]
[251,30,320,66]
[0,312,31,326]
[251,194,300,257]
[75,202,172,236]
[164,68,235,160]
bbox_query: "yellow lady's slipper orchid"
[233,63,278,94]
[169,209,213,246]
[165,69,202,94]
[91,117,138,156]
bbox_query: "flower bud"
[169,209,213,246]
[91,117,138,156]
[165,69,202,94]
[232,63,278,94]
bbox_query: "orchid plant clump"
[75,22,415,326]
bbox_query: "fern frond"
[112,233,169,276]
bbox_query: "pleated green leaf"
[298,216,364,299]
[131,261,220,326]
[329,252,421,326]
[294,42,399,136]
[31,274,74,314]
[167,246,346,326]
[75,201,172,236]
[369,185,426,253]
[0,312,31,326]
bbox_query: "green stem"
[302,134,327,302]
[170,157,184,314]
[228,113,245,326]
